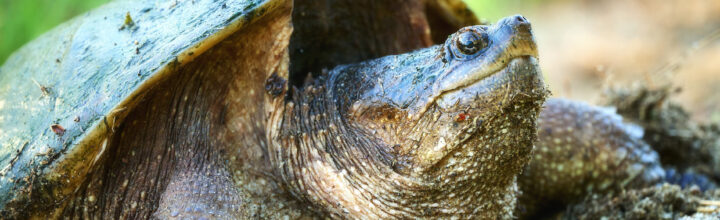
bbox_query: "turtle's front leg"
[517,98,666,217]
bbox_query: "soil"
[604,85,720,185]
[564,184,720,220]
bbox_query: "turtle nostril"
[515,15,527,23]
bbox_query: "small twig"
[697,200,720,213]
[697,206,719,213]
[700,200,720,206]
[31,79,50,96]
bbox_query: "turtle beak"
[418,15,539,119]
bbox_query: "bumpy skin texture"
[268,16,548,218]
[518,98,666,217]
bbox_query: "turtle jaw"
[414,55,548,178]
[405,16,546,177]
[436,56,542,110]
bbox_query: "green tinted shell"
[0,0,285,214]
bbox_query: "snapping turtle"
[0,0,548,218]
[0,0,693,219]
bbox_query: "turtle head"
[344,15,548,178]
[270,15,549,217]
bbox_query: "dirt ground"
[565,184,720,219]
[522,0,720,123]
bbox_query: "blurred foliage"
[465,0,544,21]
[0,0,110,64]
[0,0,548,64]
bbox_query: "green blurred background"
[0,0,542,64]
[0,0,111,63]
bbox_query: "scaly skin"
[518,98,666,217]
[268,15,548,218]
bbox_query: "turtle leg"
[517,98,666,218]
[59,3,302,219]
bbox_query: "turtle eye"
[455,31,486,55]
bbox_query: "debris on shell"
[455,112,470,122]
[119,12,136,31]
[50,124,65,136]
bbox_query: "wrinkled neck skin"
[268,45,546,218]
[269,17,547,218]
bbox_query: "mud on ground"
[564,184,719,220]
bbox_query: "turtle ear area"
[349,98,409,124]
[264,72,287,99]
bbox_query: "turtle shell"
[0,0,290,216]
